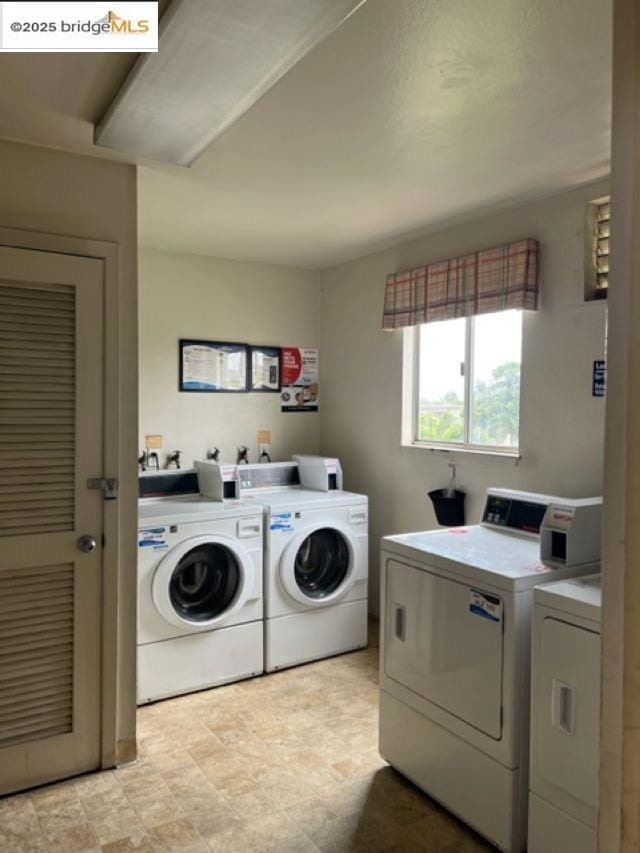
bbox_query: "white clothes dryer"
[378,488,601,852]
[137,470,263,704]
[528,575,602,853]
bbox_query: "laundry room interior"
[0,1,638,852]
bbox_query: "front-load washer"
[378,488,601,852]
[528,574,602,853]
[196,456,368,671]
[137,470,263,704]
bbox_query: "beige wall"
[0,139,138,765]
[319,180,608,614]
[139,248,321,467]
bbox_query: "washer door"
[280,523,358,608]
[152,534,253,631]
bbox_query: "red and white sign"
[280,347,319,412]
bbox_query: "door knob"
[77,535,97,554]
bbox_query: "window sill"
[402,441,521,460]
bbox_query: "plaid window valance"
[382,238,540,330]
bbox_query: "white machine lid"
[242,488,367,511]
[382,526,570,592]
[138,497,259,527]
[534,574,602,623]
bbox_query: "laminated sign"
[469,590,503,623]
[280,347,319,412]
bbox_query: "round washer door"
[279,523,358,608]
[152,534,253,631]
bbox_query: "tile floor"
[0,622,491,852]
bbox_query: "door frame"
[0,225,130,770]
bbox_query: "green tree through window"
[419,361,520,447]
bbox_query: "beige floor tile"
[147,816,207,852]
[87,804,145,846]
[74,771,122,799]
[204,825,267,853]
[127,790,187,829]
[29,781,78,813]
[1,793,40,830]
[264,834,320,853]
[36,800,88,837]
[332,750,387,782]
[100,829,155,852]
[0,835,48,853]
[305,814,367,853]
[187,800,238,836]
[81,785,132,817]
[45,820,100,853]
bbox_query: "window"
[411,310,523,452]
[584,196,610,301]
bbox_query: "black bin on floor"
[428,489,466,527]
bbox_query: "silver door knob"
[77,535,97,554]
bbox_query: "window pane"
[469,310,522,448]
[418,318,465,443]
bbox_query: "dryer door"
[152,534,255,632]
[534,616,600,811]
[384,558,504,739]
[280,523,358,607]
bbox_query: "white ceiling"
[0,0,611,269]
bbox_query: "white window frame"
[403,316,522,458]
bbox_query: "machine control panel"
[482,495,547,534]
[139,470,199,499]
[238,464,300,491]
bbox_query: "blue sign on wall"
[593,360,607,397]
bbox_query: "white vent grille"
[0,281,75,536]
[595,200,610,292]
[0,564,74,748]
[585,196,610,301]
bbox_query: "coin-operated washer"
[196,455,369,672]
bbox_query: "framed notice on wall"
[280,347,319,412]
[249,346,281,392]
[179,339,248,392]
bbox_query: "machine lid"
[152,534,251,630]
[245,488,367,511]
[138,497,260,527]
[534,575,602,623]
[382,526,562,592]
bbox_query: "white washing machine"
[196,456,369,672]
[137,470,263,704]
[528,575,602,853]
[378,488,601,852]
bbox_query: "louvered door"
[0,245,103,794]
